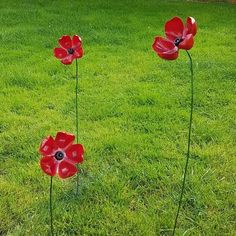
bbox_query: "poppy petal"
[165,16,184,42]
[73,47,83,59]
[179,34,194,50]
[72,35,82,49]
[55,132,75,150]
[58,161,77,179]
[186,17,197,36]
[39,136,56,156]
[40,156,57,176]
[158,51,179,61]
[66,144,84,164]
[59,35,72,49]
[61,55,74,65]
[152,37,179,60]
[54,48,68,59]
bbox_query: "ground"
[0,0,236,235]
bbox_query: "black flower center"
[174,38,183,46]
[55,151,64,161]
[67,48,74,54]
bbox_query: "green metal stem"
[75,59,80,195]
[49,176,54,236]
[172,50,194,235]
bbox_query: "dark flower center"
[67,48,74,54]
[55,151,64,161]
[174,38,183,46]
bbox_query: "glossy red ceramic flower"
[39,131,84,179]
[54,35,83,65]
[152,16,197,60]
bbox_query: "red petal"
[61,55,74,65]
[39,136,56,156]
[73,47,83,59]
[186,17,197,36]
[59,35,72,49]
[55,132,75,150]
[58,161,77,179]
[158,51,179,61]
[72,35,82,48]
[54,48,68,59]
[40,156,57,176]
[179,34,194,50]
[165,17,184,42]
[66,144,84,164]
[152,37,179,60]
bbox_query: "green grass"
[0,0,236,235]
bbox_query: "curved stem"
[172,50,194,235]
[75,59,80,195]
[49,176,54,236]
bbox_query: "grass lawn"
[0,0,236,235]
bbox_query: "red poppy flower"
[54,35,83,65]
[39,131,84,179]
[152,16,197,60]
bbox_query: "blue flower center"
[174,38,183,46]
[55,151,64,161]
[67,48,74,54]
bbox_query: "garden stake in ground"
[54,35,84,194]
[152,16,197,235]
[39,132,84,235]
